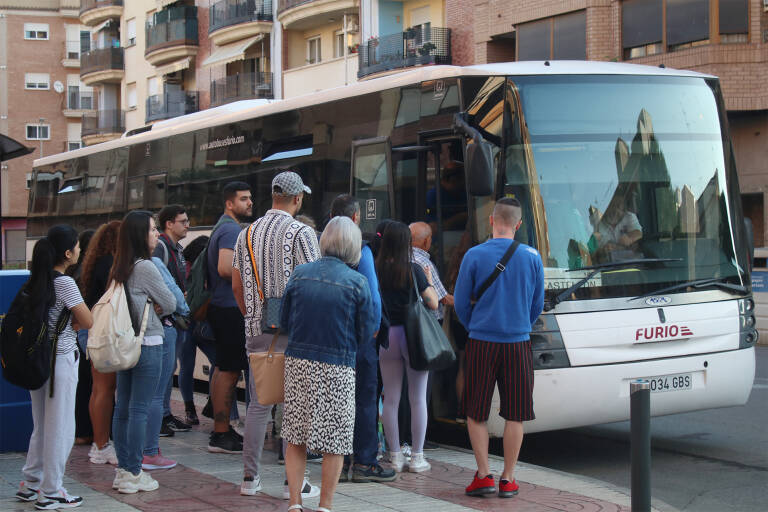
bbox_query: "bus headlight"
[530,314,571,370]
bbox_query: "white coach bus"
[28,61,757,435]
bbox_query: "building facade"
[0,0,87,267]
[459,0,768,247]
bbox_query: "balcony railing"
[80,0,123,16]
[146,6,199,55]
[277,0,313,14]
[358,26,451,78]
[80,47,124,76]
[67,90,95,110]
[81,109,125,137]
[211,72,273,106]
[209,0,273,33]
[146,90,200,123]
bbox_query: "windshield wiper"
[544,258,682,312]
[629,277,747,302]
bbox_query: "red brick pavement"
[65,441,628,512]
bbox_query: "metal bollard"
[630,379,651,512]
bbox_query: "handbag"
[248,332,285,405]
[245,223,281,333]
[405,268,456,371]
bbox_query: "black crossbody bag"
[470,240,520,307]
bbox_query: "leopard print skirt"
[282,356,356,455]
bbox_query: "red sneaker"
[498,478,519,498]
[465,472,496,496]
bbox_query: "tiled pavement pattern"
[0,392,650,512]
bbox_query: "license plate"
[644,372,692,393]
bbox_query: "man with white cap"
[232,170,321,499]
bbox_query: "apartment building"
[0,0,89,267]
[458,0,768,246]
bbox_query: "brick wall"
[446,0,475,66]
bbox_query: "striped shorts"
[460,338,535,422]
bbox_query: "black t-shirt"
[381,263,430,326]
[85,254,113,308]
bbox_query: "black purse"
[405,268,456,371]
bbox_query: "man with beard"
[207,182,253,454]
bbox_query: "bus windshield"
[504,74,746,301]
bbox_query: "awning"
[92,18,114,34]
[156,57,192,76]
[201,35,264,69]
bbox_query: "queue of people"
[11,169,544,511]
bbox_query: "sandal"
[288,505,303,511]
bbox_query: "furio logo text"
[635,325,693,341]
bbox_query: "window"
[667,0,709,49]
[307,36,321,64]
[25,73,50,90]
[622,0,663,58]
[24,23,49,40]
[334,31,345,58]
[80,30,91,53]
[126,18,136,47]
[720,0,748,39]
[553,11,586,60]
[26,124,50,140]
[68,141,82,151]
[518,11,586,61]
[517,18,550,60]
[26,173,33,189]
[127,82,137,109]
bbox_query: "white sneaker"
[112,468,128,490]
[34,488,83,509]
[408,452,431,473]
[240,474,262,496]
[90,442,118,465]
[282,477,320,500]
[118,470,159,494]
[388,451,406,472]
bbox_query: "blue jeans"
[145,326,176,456]
[114,344,162,475]
[161,326,178,418]
[346,340,379,466]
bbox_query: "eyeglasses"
[175,219,190,226]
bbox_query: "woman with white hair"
[280,216,377,512]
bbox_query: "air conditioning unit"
[345,15,359,33]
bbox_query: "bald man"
[409,222,453,321]
[454,197,544,499]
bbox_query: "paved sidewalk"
[0,392,653,512]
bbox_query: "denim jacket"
[281,257,376,368]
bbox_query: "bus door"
[350,137,393,234]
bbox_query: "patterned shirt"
[411,247,448,320]
[233,209,320,337]
[48,275,84,355]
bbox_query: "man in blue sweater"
[454,197,544,499]
[329,194,395,483]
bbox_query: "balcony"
[358,26,451,79]
[79,0,123,27]
[211,72,273,106]
[81,109,125,146]
[64,90,96,118]
[146,91,199,123]
[145,6,199,67]
[62,40,81,68]
[209,0,273,46]
[80,47,124,85]
[277,0,357,30]
[284,57,357,98]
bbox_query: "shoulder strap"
[159,238,170,266]
[472,240,520,304]
[246,223,265,302]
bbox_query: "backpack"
[87,279,150,373]
[0,274,70,395]
[186,216,236,321]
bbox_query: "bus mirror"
[467,140,494,196]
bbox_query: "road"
[518,346,768,512]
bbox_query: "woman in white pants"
[16,225,93,510]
